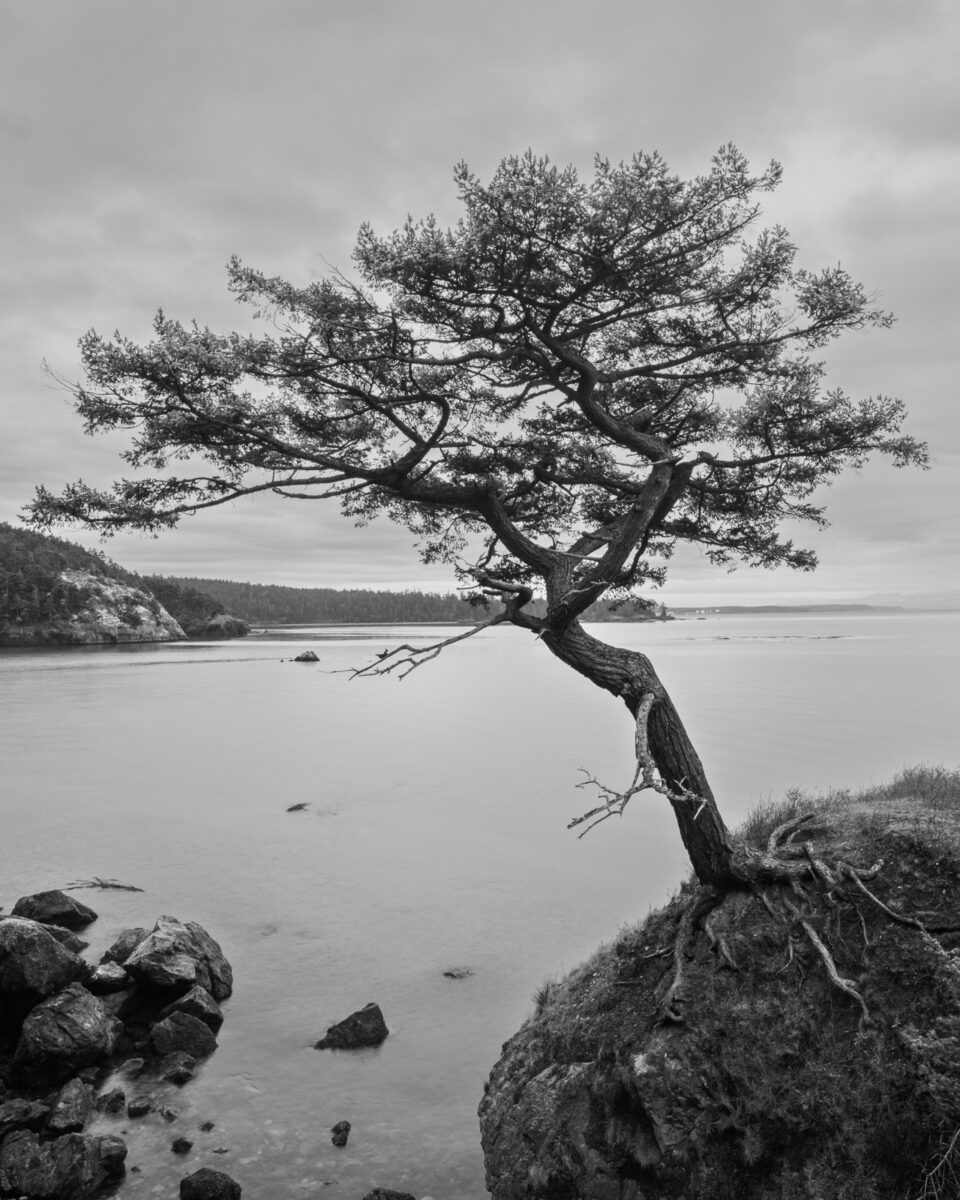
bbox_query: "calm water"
[1,612,958,1198]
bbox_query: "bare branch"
[346,611,507,681]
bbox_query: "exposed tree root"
[800,919,871,1025]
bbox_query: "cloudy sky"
[2,0,957,604]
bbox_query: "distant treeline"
[167,577,478,624]
[0,522,141,626]
[166,576,668,626]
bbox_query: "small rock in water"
[180,1166,242,1198]
[127,1098,153,1118]
[330,1119,351,1147]
[361,1190,417,1200]
[314,1002,389,1050]
[172,1136,194,1155]
[160,1051,198,1085]
[442,966,473,980]
[199,1120,215,1132]
[293,650,319,662]
[95,1088,126,1115]
[286,802,309,812]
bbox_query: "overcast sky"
[2,0,957,604]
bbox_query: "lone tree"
[29,146,925,892]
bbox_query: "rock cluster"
[0,890,235,1199]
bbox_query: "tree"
[28,146,925,890]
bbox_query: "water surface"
[2,612,957,1197]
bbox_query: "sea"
[1,611,958,1198]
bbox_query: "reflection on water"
[1,613,958,1197]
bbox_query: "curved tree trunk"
[540,620,738,887]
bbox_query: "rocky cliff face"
[479,780,960,1200]
[0,570,185,646]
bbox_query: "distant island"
[672,603,904,615]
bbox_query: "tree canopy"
[28,145,927,884]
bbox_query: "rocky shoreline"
[0,890,241,1198]
[0,890,421,1200]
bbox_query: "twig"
[65,878,144,892]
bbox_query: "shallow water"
[1,612,957,1197]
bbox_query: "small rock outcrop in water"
[360,1189,417,1200]
[293,649,319,662]
[179,1166,242,1198]
[0,902,233,1199]
[479,786,960,1199]
[330,1119,351,1147]
[314,1002,389,1049]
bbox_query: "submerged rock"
[314,1002,389,1050]
[179,1166,242,1198]
[360,1190,417,1200]
[12,890,98,930]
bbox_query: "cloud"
[1,0,956,600]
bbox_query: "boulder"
[12,890,98,930]
[100,927,148,965]
[172,1136,194,1154]
[46,1078,94,1134]
[14,982,121,1082]
[0,1129,126,1198]
[0,918,86,997]
[0,1097,50,1136]
[151,1011,218,1058]
[330,1119,351,1147]
[86,961,131,994]
[314,1002,389,1050]
[159,984,224,1032]
[293,650,319,662]
[179,1166,242,1198]
[123,916,233,1000]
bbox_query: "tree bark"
[540,620,738,887]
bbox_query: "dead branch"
[801,920,870,1024]
[65,878,144,892]
[570,691,708,836]
[346,611,507,680]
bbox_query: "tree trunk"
[540,620,738,887]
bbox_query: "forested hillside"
[0,522,142,626]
